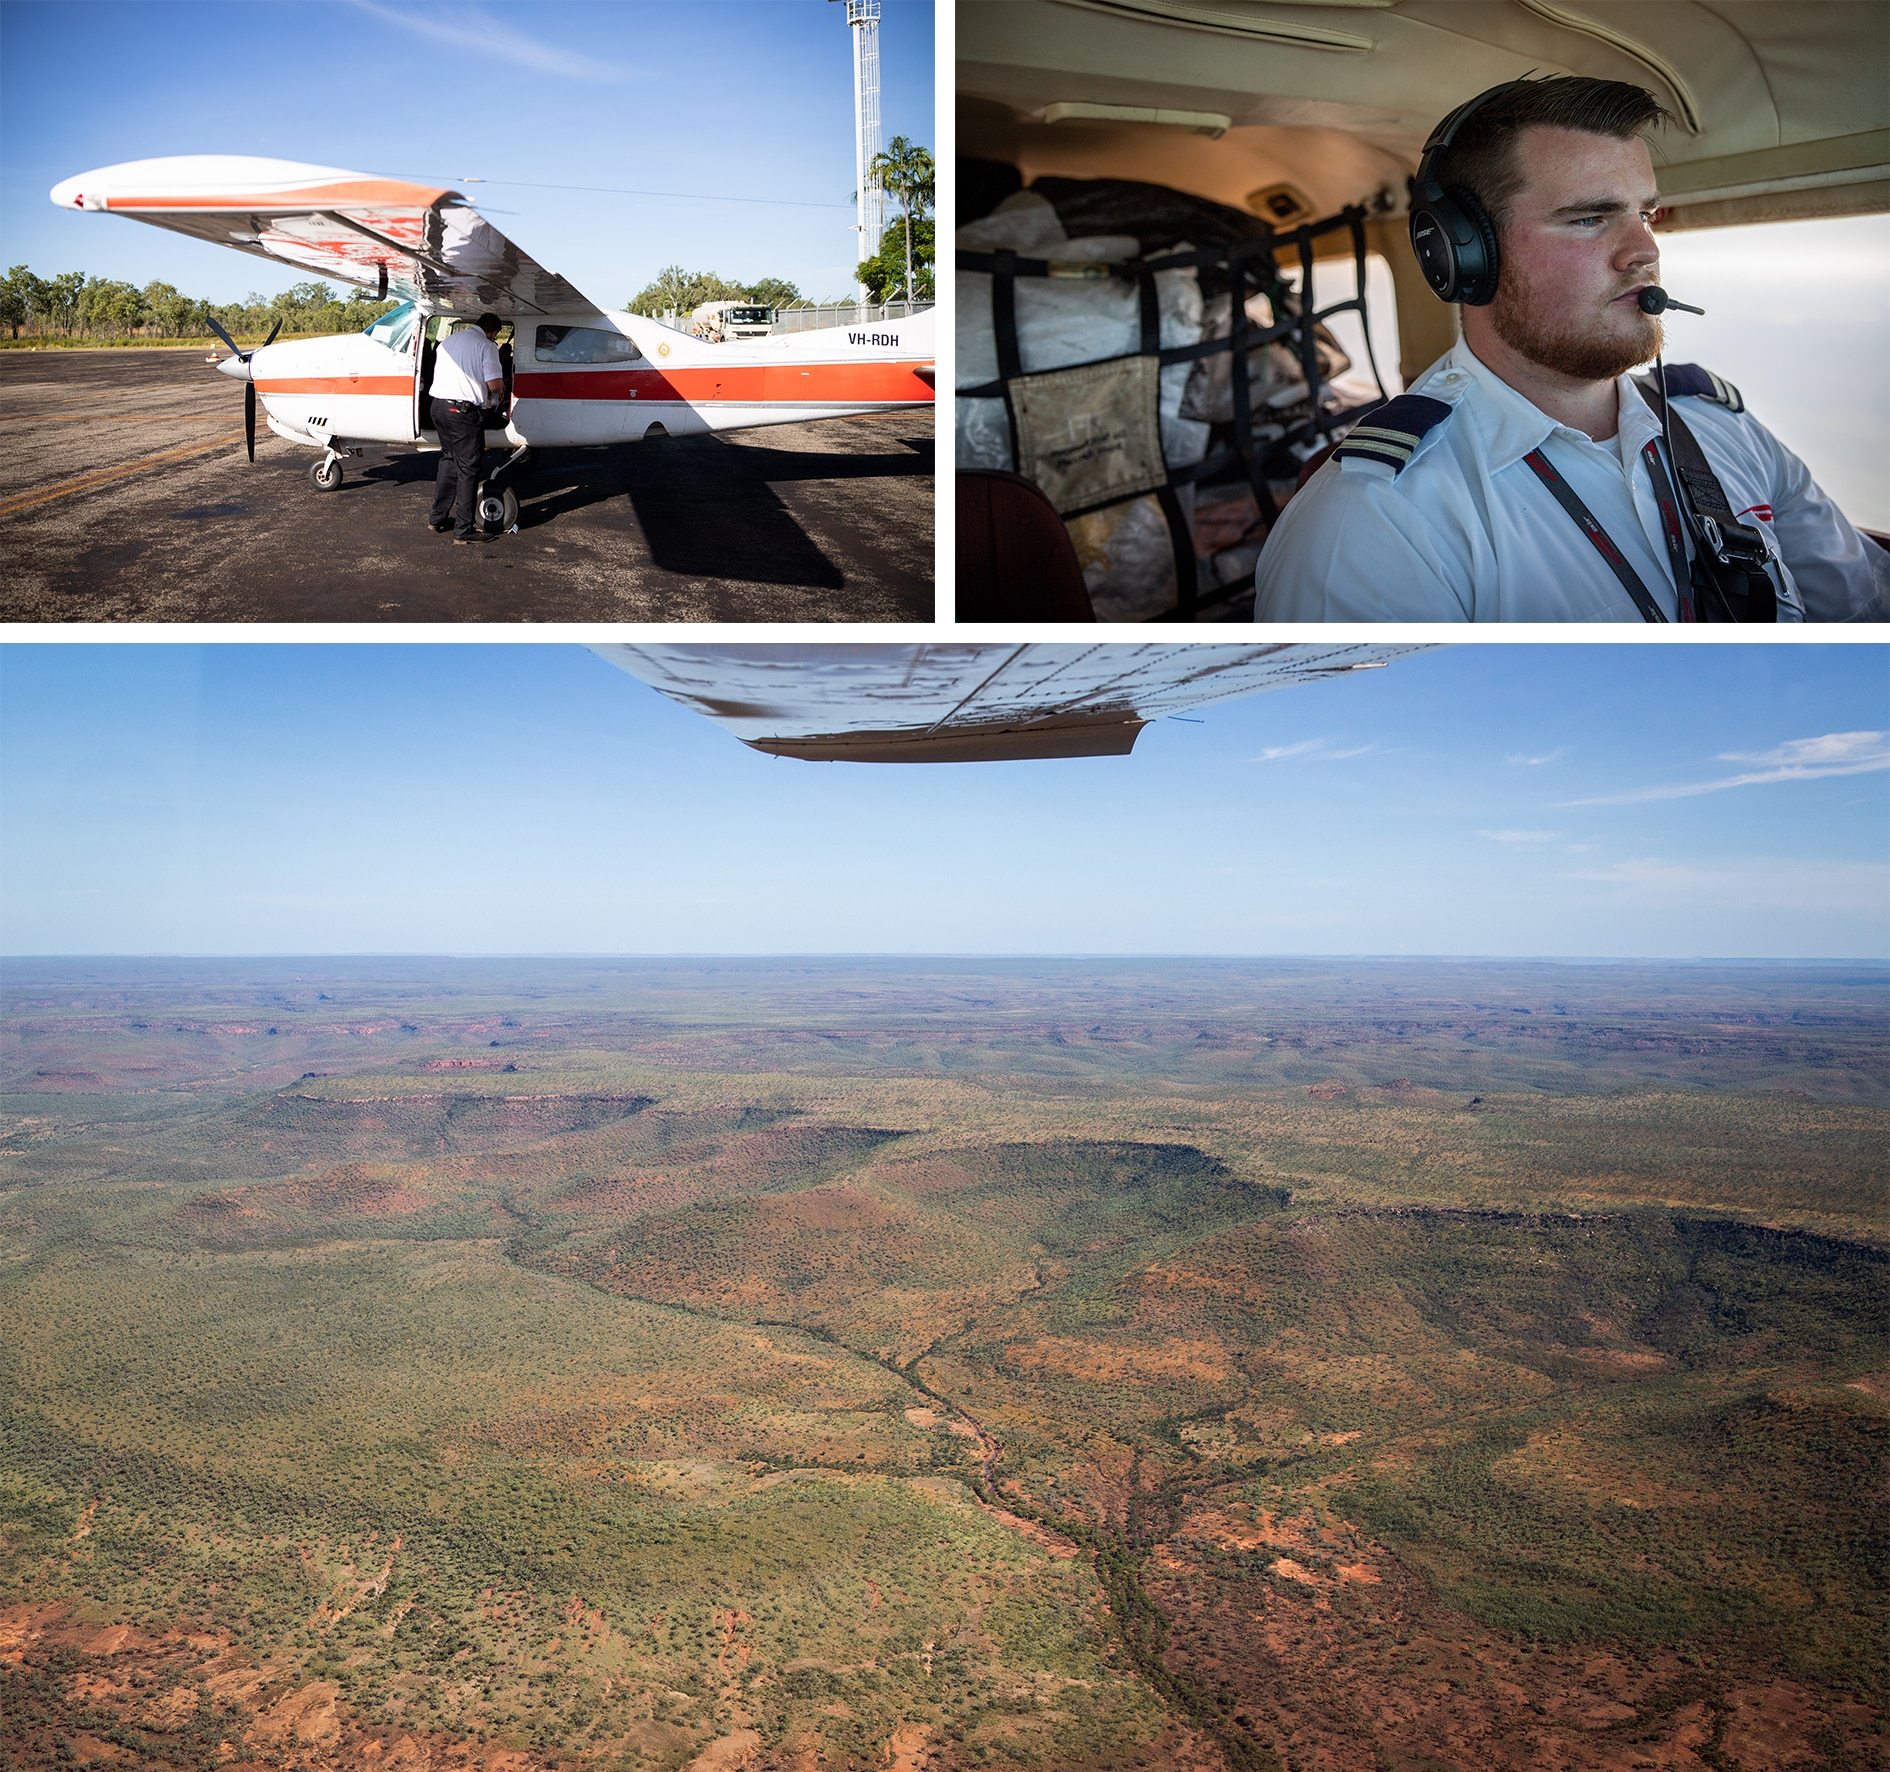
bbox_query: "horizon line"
[3,953,1885,967]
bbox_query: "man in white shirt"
[1254,78,1887,622]
[427,311,507,544]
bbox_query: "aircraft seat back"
[957,470,1097,623]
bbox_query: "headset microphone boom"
[1637,286,1704,315]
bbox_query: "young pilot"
[1254,77,1888,622]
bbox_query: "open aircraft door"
[410,311,429,445]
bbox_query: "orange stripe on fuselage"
[254,376,414,397]
[512,361,933,403]
[104,180,454,211]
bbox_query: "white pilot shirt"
[1254,339,1888,622]
[429,325,503,406]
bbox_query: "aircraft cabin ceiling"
[960,0,1890,230]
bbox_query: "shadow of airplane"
[362,430,929,589]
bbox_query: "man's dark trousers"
[428,398,488,538]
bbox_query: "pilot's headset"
[1407,82,1530,306]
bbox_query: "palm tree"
[868,137,935,307]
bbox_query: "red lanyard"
[1639,441,1697,622]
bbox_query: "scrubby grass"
[0,1239,1156,1764]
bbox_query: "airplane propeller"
[206,315,283,462]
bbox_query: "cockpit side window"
[534,325,643,364]
[364,301,418,353]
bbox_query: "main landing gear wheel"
[477,482,519,534]
[310,458,344,491]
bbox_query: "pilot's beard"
[1491,261,1664,382]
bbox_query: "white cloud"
[1563,856,1889,918]
[1250,738,1379,763]
[345,0,631,83]
[1505,747,1567,767]
[1478,829,1563,846]
[1718,732,1888,772]
[1562,730,1889,804]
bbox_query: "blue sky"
[1,0,933,307]
[1,643,1884,958]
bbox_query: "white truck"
[688,300,774,340]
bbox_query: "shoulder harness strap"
[1634,371,1777,622]
[1654,362,1745,412]
[1332,394,1453,474]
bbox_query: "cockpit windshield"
[364,301,418,353]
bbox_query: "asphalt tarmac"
[0,349,935,622]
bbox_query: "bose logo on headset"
[1406,83,1525,307]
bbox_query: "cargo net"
[957,178,1391,621]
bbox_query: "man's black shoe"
[427,519,452,533]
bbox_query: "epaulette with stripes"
[1331,394,1454,474]
[1655,362,1745,412]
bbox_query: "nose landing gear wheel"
[310,458,343,491]
[477,482,519,534]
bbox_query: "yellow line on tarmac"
[0,429,248,518]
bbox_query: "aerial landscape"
[2,955,1883,1772]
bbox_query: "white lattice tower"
[845,0,885,299]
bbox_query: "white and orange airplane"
[50,155,934,527]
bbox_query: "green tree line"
[626,267,817,318]
[1,267,401,342]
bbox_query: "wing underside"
[594,643,1434,762]
[49,156,601,318]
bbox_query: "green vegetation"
[625,268,818,318]
[1,959,1883,1769]
[1,266,400,346]
[864,135,937,303]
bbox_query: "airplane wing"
[592,643,1434,762]
[49,155,602,318]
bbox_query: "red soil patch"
[0,1603,558,1772]
[1143,1493,1883,1772]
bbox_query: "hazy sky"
[1,642,1884,959]
[0,0,933,307]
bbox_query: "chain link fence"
[651,300,932,336]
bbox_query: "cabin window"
[363,300,418,353]
[534,324,642,364]
[1651,214,1887,535]
[1274,253,1405,399]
